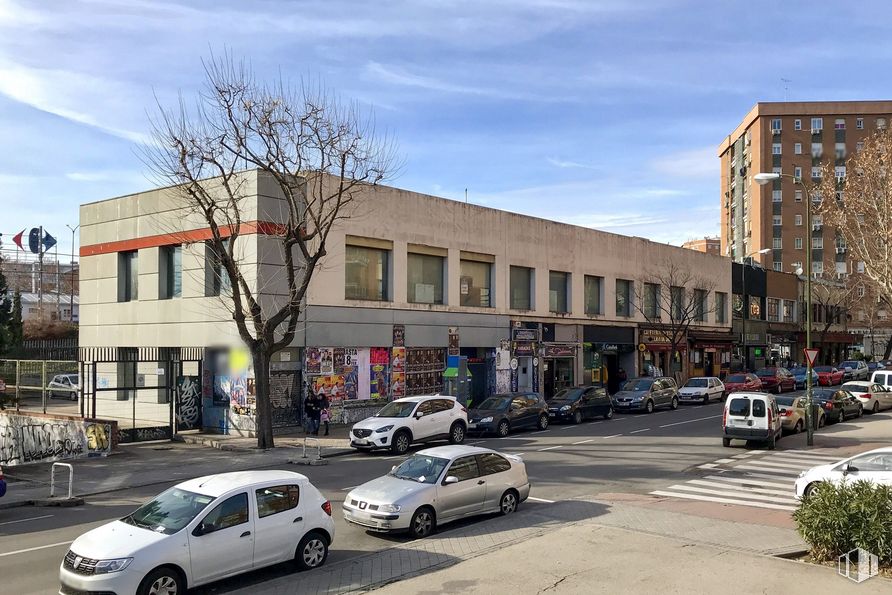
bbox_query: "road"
[2,392,889,595]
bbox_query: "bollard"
[50,462,74,499]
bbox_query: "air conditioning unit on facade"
[811,128,822,134]
[813,223,822,231]
[836,247,847,254]
[771,128,782,135]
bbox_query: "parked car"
[775,395,824,434]
[838,360,869,381]
[754,367,795,394]
[612,376,678,413]
[60,471,334,595]
[870,369,892,391]
[722,392,783,449]
[343,445,530,538]
[722,373,762,394]
[790,366,819,389]
[813,366,844,386]
[48,373,80,401]
[839,381,892,414]
[678,377,725,404]
[350,396,468,454]
[547,386,613,424]
[810,388,863,423]
[867,362,885,373]
[469,393,548,436]
[795,446,892,498]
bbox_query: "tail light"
[321,500,332,516]
[824,402,834,410]
[722,407,727,428]
[767,408,773,427]
[781,409,791,416]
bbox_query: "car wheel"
[497,420,510,437]
[767,432,776,450]
[793,420,803,434]
[645,400,655,414]
[409,507,436,539]
[390,431,411,455]
[449,422,466,444]
[702,394,710,405]
[137,567,183,595]
[804,482,822,498]
[873,401,880,414]
[499,489,519,515]
[70,392,77,402]
[722,437,731,447]
[48,390,55,399]
[818,414,825,428]
[573,410,583,425]
[295,531,329,570]
[537,414,549,430]
[670,396,679,410]
[604,407,614,420]
[857,406,864,418]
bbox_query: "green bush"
[793,480,892,565]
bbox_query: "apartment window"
[836,190,844,202]
[160,245,182,299]
[795,237,803,249]
[856,118,864,129]
[549,271,570,313]
[772,237,782,249]
[118,250,138,302]
[460,258,492,307]
[783,300,795,323]
[206,239,232,297]
[835,165,846,180]
[813,214,823,227]
[345,245,389,301]
[669,286,684,320]
[811,117,823,131]
[811,143,823,158]
[772,190,782,202]
[693,289,707,322]
[510,266,534,310]
[772,143,782,155]
[834,118,846,130]
[771,118,782,131]
[583,275,603,316]
[794,119,802,130]
[795,215,802,226]
[773,215,782,226]
[773,262,782,272]
[767,298,780,322]
[795,189,803,202]
[408,252,445,304]
[857,261,866,273]
[878,118,887,130]
[813,237,824,250]
[715,292,727,324]
[794,166,802,179]
[794,143,802,155]
[835,143,846,160]
[856,141,864,152]
[772,166,782,175]
[616,279,632,317]
[857,285,866,298]
[812,261,824,275]
[643,282,660,319]
[811,166,822,178]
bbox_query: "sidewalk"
[175,425,353,455]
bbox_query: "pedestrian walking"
[320,396,331,436]
[305,393,321,435]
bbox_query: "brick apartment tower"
[718,101,892,275]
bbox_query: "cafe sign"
[512,327,539,342]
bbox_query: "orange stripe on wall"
[80,220,285,257]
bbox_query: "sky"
[1,0,891,261]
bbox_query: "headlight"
[631,395,643,401]
[560,405,571,411]
[480,416,493,423]
[93,558,133,574]
[378,504,401,513]
[375,425,394,433]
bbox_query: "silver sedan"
[342,445,530,538]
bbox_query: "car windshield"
[755,369,774,377]
[684,379,708,388]
[390,454,450,484]
[376,401,417,418]
[622,379,653,391]
[121,487,215,535]
[841,383,866,392]
[726,374,746,383]
[477,396,512,410]
[551,388,585,402]
[814,366,832,373]
[841,361,858,368]
[811,390,834,401]
[775,396,796,406]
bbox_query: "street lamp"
[66,224,79,323]
[755,171,816,446]
[740,248,771,372]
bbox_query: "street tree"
[632,260,717,379]
[145,55,397,449]
[0,255,14,355]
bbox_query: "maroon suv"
[755,367,796,393]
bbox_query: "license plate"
[619,402,631,407]
[354,438,368,445]
[468,423,477,429]
[548,413,556,417]
[681,396,692,400]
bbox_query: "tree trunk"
[884,334,892,360]
[251,348,275,449]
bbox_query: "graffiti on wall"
[176,376,201,431]
[0,414,113,466]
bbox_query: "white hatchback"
[678,376,725,404]
[840,381,892,414]
[795,447,892,498]
[350,395,468,455]
[59,471,334,595]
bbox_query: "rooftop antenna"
[464,188,468,204]
[781,78,792,102]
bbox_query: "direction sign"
[803,348,820,367]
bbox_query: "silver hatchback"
[343,445,530,538]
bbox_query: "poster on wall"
[213,375,231,406]
[313,375,347,403]
[370,363,389,399]
[306,348,322,374]
[356,348,371,400]
[391,371,405,398]
[319,348,334,374]
[370,347,390,365]
[392,324,405,347]
[333,348,346,373]
[392,347,406,373]
[344,366,359,400]
[246,377,256,412]
[230,373,248,415]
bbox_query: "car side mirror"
[193,522,212,536]
[414,411,424,419]
[391,465,398,472]
[842,463,858,476]
[443,475,459,485]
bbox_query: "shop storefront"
[583,325,636,394]
[542,343,576,398]
[638,327,686,377]
[688,331,733,379]
[510,325,540,394]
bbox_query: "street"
[2,392,890,595]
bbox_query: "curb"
[173,434,355,458]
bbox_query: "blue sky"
[1,0,890,259]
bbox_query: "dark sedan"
[754,367,795,393]
[547,386,613,424]
[468,393,549,437]
[811,388,864,423]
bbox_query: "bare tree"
[807,268,858,364]
[633,260,718,379]
[144,55,397,449]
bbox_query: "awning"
[443,367,473,378]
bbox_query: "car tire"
[499,489,519,515]
[857,406,864,418]
[670,396,679,410]
[390,431,411,455]
[449,422,466,444]
[604,407,614,420]
[818,414,825,428]
[804,482,822,498]
[722,437,731,447]
[70,392,77,402]
[793,420,803,434]
[573,410,583,425]
[137,566,184,595]
[703,394,710,405]
[409,506,436,539]
[767,432,776,450]
[537,414,549,430]
[48,390,55,399]
[295,531,329,570]
[645,400,655,414]
[497,420,510,437]
[872,401,880,414]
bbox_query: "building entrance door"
[544,358,574,399]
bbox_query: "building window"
[773,262,782,271]
[795,237,803,249]
[794,166,802,179]
[615,279,632,317]
[460,259,492,307]
[206,239,232,297]
[856,118,864,129]
[795,189,803,202]
[783,300,795,323]
[160,245,182,299]
[878,117,887,130]
[835,142,846,160]
[767,297,780,322]
[857,285,866,298]
[643,282,660,319]
[772,190,782,202]
[794,119,802,130]
[772,237,782,249]
[812,261,824,275]
[857,261,866,273]
[811,166,822,178]
[771,118,782,131]
[794,143,802,155]
[408,252,445,304]
[813,214,823,227]
[834,118,846,130]
[510,266,534,310]
[118,250,138,302]
[856,141,864,151]
[584,275,603,316]
[669,286,684,320]
[715,292,727,324]
[811,117,823,132]
[813,237,824,250]
[835,166,846,180]
[772,143,782,155]
[795,215,802,226]
[346,245,389,301]
[772,166,782,175]
[773,215,782,226]
[549,271,570,313]
[693,289,707,322]
[811,143,823,158]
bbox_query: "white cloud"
[650,146,719,179]
[547,157,598,170]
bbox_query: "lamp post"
[755,172,815,446]
[740,248,771,372]
[66,224,79,323]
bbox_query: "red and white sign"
[803,348,820,367]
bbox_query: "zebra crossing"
[650,449,843,511]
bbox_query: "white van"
[870,370,892,391]
[722,392,783,449]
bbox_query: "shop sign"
[749,296,761,318]
[600,343,619,353]
[513,341,534,356]
[448,327,459,356]
[640,330,671,344]
[692,343,731,350]
[512,327,539,342]
[543,344,576,357]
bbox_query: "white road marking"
[697,463,719,469]
[715,458,735,464]
[743,471,804,482]
[703,474,792,489]
[658,414,722,428]
[558,426,573,430]
[526,496,556,503]
[734,464,801,476]
[0,541,72,558]
[650,490,796,511]
[572,439,595,445]
[685,479,793,497]
[744,460,814,471]
[537,445,563,451]
[603,434,622,439]
[531,430,550,435]
[665,483,798,505]
[0,514,54,527]
[629,428,651,434]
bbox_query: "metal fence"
[0,359,80,414]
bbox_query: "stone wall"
[0,411,116,467]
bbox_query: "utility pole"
[66,224,79,323]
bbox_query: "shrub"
[793,480,892,565]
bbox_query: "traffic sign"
[803,348,820,367]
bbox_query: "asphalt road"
[0,389,880,595]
